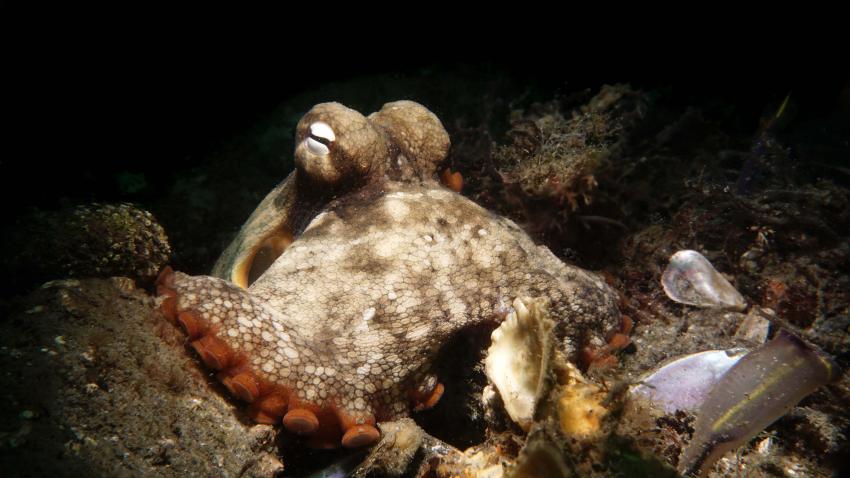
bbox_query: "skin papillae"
[156,101,621,449]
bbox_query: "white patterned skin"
[163,101,620,443]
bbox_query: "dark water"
[4,56,847,278]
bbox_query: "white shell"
[630,348,748,413]
[309,121,335,142]
[305,137,329,156]
[484,298,547,431]
[661,250,746,311]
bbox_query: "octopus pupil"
[309,133,332,146]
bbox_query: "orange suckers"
[440,168,464,192]
[156,266,178,322]
[283,408,320,435]
[190,335,233,370]
[221,371,261,403]
[411,376,445,412]
[249,392,289,424]
[155,265,383,449]
[176,310,205,339]
[342,424,380,448]
[336,408,380,449]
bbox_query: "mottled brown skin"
[157,101,620,449]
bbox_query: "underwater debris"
[477,297,612,475]
[426,442,511,478]
[484,298,555,432]
[734,306,773,344]
[678,330,840,477]
[350,419,424,477]
[661,250,747,311]
[555,361,608,438]
[491,105,612,210]
[484,84,644,220]
[506,428,573,478]
[630,348,749,414]
[306,451,368,478]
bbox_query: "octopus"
[155,100,622,449]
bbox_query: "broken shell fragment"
[630,348,748,414]
[661,250,747,311]
[678,330,840,477]
[734,306,773,344]
[484,298,554,431]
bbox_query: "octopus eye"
[305,121,335,156]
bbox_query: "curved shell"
[661,250,746,311]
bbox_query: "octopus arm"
[156,267,441,449]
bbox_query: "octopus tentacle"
[156,267,387,447]
[410,373,445,412]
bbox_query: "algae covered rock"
[0,278,281,477]
[2,203,171,293]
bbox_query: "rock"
[0,278,281,477]
[1,203,171,294]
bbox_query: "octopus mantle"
[156,101,620,449]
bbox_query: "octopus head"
[294,102,388,188]
[294,101,450,188]
[211,100,450,287]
